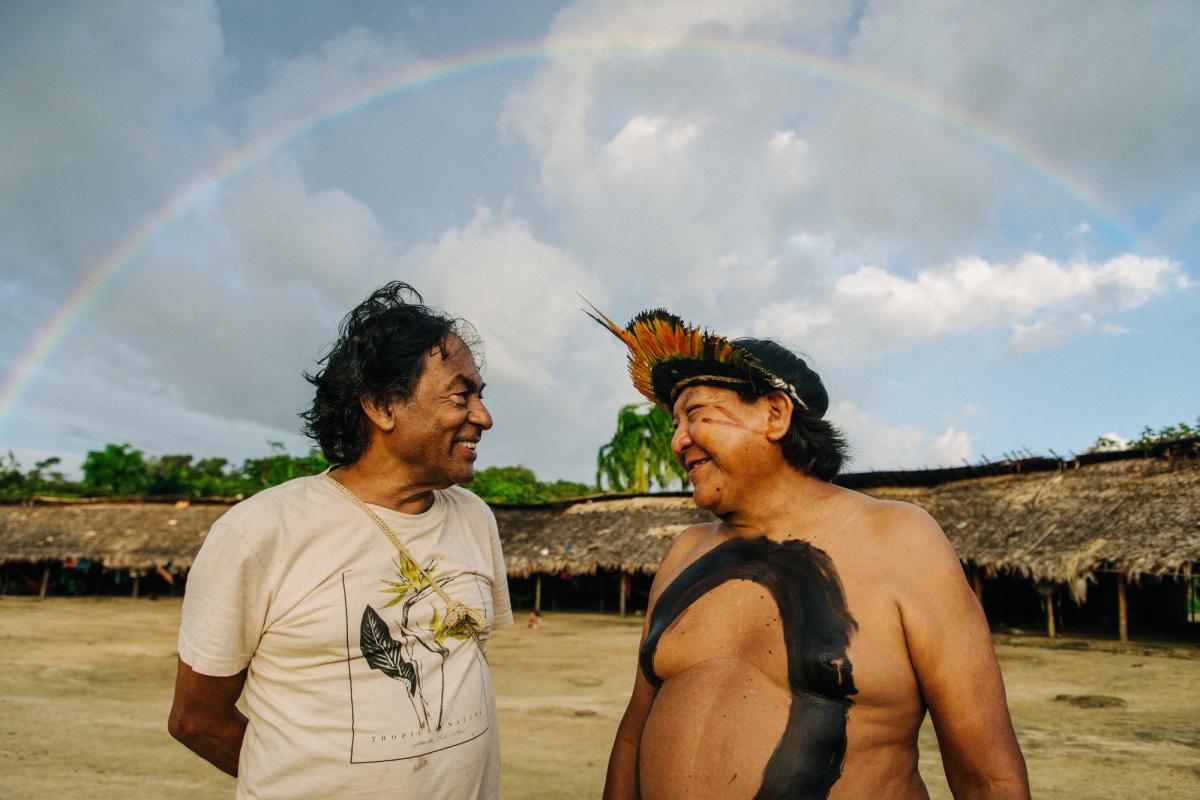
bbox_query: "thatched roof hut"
[874,456,1199,584]
[497,443,1200,584]
[495,495,711,579]
[0,498,228,572]
[2,444,1196,589]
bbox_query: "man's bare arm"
[168,658,248,777]
[603,524,712,799]
[895,508,1031,799]
[604,667,657,800]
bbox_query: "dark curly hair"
[300,281,480,466]
[730,338,848,481]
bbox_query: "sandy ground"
[1,597,1197,798]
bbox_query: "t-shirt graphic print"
[345,551,492,763]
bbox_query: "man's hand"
[168,658,249,777]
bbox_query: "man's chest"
[258,540,492,666]
[647,536,919,710]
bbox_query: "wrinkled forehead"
[671,383,742,413]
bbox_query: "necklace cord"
[323,474,489,657]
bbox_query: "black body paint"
[640,536,858,800]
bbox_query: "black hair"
[300,281,480,466]
[731,338,848,481]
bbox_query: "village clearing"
[1,598,1197,799]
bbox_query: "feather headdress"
[582,299,806,412]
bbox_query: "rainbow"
[0,36,1142,434]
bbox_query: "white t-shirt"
[178,475,513,800]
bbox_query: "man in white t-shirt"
[169,281,513,799]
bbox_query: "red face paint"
[697,412,767,437]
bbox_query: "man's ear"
[360,394,397,433]
[763,391,794,442]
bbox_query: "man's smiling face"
[384,335,493,488]
[670,384,772,512]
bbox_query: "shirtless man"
[589,306,1029,799]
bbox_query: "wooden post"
[131,573,140,600]
[971,570,985,605]
[1045,592,1056,639]
[38,564,50,600]
[619,572,628,618]
[1117,573,1129,642]
[534,574,542,613]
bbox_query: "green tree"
[1090,416,1199,452]
[237,442,329,492]
[82,443,150,496]
[27,456,79,496]
[191,457,239,497]
[0,453,82,499]
[467,465,593,505]
[147,454,195,496]
[467,465,546,504]
[596,403,685,493]
[1130,418,1198,448]
[0,451,24,498]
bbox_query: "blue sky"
[1,0,1197,484]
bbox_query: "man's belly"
[639,658,792,800]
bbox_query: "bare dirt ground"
[1,597,1197,798]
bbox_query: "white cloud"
[3,0,1196,490]
[241,28,419,139]
[69,148,407,434]
[1009,312,1128,353]
[1095,432,1129,451]
[544,0,801,44]
[500,1,863,304]
[404,205,603,389]
[848,0,1200,196]
[828,401,974,470]
[930,426,973,466]
[604,115,699,180]
[756,253,1186,358]
[222,157,398,297]
[766,130,811,189]
[816,0,1200,250]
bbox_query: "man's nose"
[470,398,493,430]
[671,423,690,454]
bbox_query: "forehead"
[419,337,482,385]
[672,384,742,412]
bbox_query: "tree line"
[0,442,592,505]
[8,406,1187,503]
[0,402,681,503]
[1090,417,1200,452]
[1,442,331,500]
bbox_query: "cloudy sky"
[2,0,1197,485]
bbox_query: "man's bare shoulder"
[663,522,719,566]
[652,522,720,591]
[849,495,974,615]
[848,493,960,572]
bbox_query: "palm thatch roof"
[0,498,228,572]
[2,445,1197,584]
[866,455,1200,582]
[499,453,1199,582]
[495,496,712,578]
